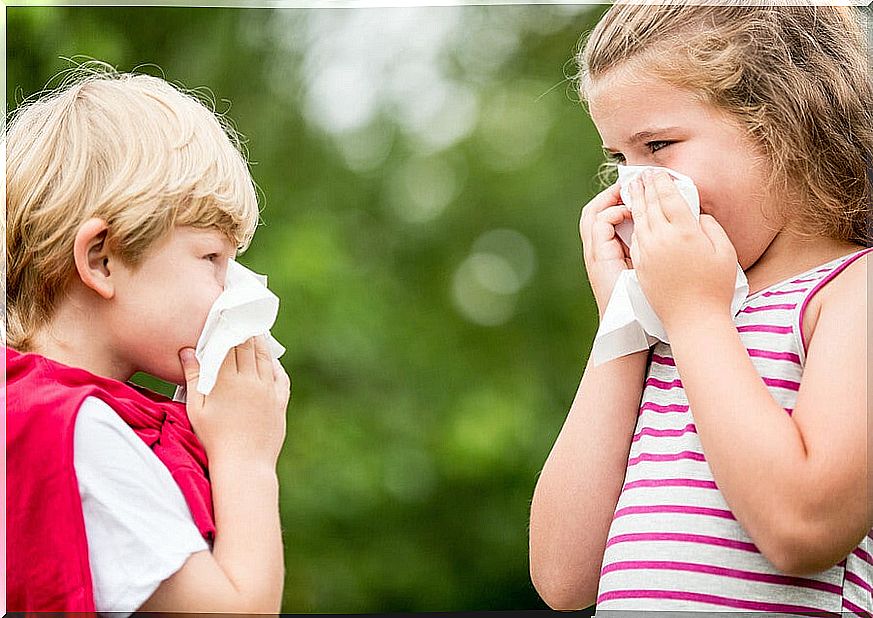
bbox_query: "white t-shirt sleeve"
[73,396,210,615]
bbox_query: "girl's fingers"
[596,204,632,226]
[699,214,736,258]
[629,231,642,267]
[649,171,694,225]
[592,205,632,259]
[628,178,649,236]
[581,183,623,230]
[641,172,669,228]
[253,335,273,380]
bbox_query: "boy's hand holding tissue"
[177,259,291,464]
[587,166,748,366]
[180,336,290,465]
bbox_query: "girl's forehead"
[589,71,688,110]
[588,73,716,130]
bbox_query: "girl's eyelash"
[604,141,671,164]
[646,141,671,153]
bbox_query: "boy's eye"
[204,253,220,262]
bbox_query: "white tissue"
[589,165,749,367]
[174,259,286,401]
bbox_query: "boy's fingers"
[219,344,237,377]
[179,348,205,409]
[236,337,257,375]
[179,348,201,387]
[254,335,272,380]
[273,359,291,401]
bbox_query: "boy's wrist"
[208,452,279,479]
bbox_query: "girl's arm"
[530,183,646,610]
[139,337,290,613]
[529,350,647,610]
[666,256,870,576]
[631,170,870,576]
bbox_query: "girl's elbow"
[759,522,847,577]
[530,563,597,611]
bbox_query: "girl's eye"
[605,151,626,164]
[647,141,671,154]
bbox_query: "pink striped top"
[596,247,873,614]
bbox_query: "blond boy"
[6,68,290,613]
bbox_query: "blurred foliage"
[7,5,612,613]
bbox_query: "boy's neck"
[744,231,862,296]
[29,292,134,383]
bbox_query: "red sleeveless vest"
[5,347,215,612]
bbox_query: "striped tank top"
[595,247,873,614]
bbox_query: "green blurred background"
[7,4,612,612]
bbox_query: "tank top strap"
[744,246,872,304]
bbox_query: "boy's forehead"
[176,225,236,249]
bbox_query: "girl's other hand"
[179,336,290,467]
[579,182,634,318]
[629,170,737,333]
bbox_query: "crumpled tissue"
[174,259,286,402]
[589,165,749,367]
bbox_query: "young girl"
[529,3,872,613]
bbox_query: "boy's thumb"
[179,348,200,385]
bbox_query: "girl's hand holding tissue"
[179,335,290,466]
[579,182,635,318]
[629,170,737,335]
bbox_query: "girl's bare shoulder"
[801,250,868,350]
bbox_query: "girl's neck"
[744,230,863,296]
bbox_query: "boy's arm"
[139,338,289,613]
[665,256,870,576]
[138,458,283,613]
[529,350,647,610]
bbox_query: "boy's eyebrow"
[603,127,682,152]
[191,229,235,252]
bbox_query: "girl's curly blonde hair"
[5,64,261,351]
[577,2,872,247]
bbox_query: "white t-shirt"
[73,396,210,615]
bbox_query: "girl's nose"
[622,156,651,167]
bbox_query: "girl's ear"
[73,218,115,300]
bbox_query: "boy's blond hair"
[577,2,873,246]
[6,66,260,351]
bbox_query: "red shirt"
[5,347,214,612]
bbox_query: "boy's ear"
[73,218,115,300]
